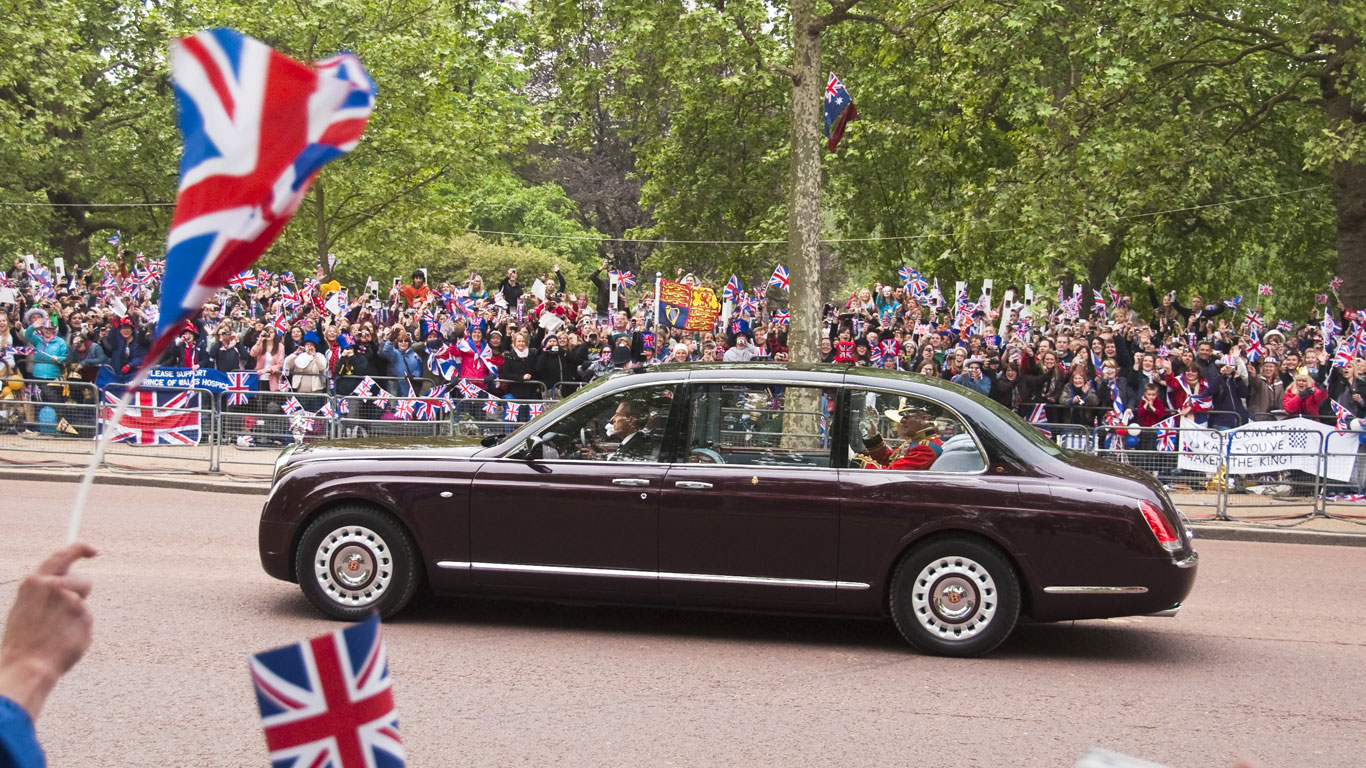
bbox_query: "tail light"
[1138,499,1181,552]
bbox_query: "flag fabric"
[609,270,637,289]
[504,403,521,423]
[1276,319,1293,334]
[108,231,122,246]
[528,402,546,418]
[225,371,257,405]
[1331,400,1353,432]
[1316,293,1329,305]
[148,28,375,372]
[282,396,303,415]
[1028,403,1051,437]
[456,380,483,399]
[1155,416,1179,452]
[229,270,258,291]
[1258,284,1273,296]
[1223,297,1241,310]
[248,614,402,768]
[771,311,790,325]
[483,399,499,416]
[99,390,202,446]
[1244,310,1264,331]
[768,264,790,293]
[393,399,415,420]
[1245,329,1263,362]
[1330,276,1343,292]
[657,279,721,331]
[823,72,858,152]
[722,274,742,302]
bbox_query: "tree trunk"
[787,0,823,364]
[1330,158,1365,311]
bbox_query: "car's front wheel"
[889,536,1021,657]
[295,505,421,621]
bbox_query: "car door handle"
[612,478,650,487]
[674,481,713,490]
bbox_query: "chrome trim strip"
[1175,551,1199,569]
[1042,586,1150,595]
[1146,603,1181,618]
[435,561,870,590]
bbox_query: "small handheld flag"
[248,615,403,768]
[768,264,790,293]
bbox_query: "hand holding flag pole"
[68,28,375,544]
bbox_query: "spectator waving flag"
[248,615,402,768]
[228,270,258,291]
[769,264,790,293]
[823,72,858,152]
[1245,328,1263,362]
[146,28,375,371]
[1331,400,1353,432]
[771,311,790,325]
[609,270,637,289]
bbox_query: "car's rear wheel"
[295,505,420,621]
[889,536,1020,657]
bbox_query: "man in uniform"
[860,406,943,470]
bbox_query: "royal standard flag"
[657,279,721,331]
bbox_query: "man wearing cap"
[860,407,944,470]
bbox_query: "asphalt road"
[5,479,1365,767]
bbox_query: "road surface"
[5,479,1364,767]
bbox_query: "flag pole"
[68,365,155,543]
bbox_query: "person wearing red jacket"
[1282,369,1328,420]
[1164,366,1213,425]
[859,407,944,470]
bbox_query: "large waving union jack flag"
[249,615,403,768]
[148,28,375,370]
[99,390,202,445]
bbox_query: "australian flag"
[148,29,375,372]
[824,72,858,152]
[249,615,403,768]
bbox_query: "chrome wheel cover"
[313,525,392,607]
[910,556,997,641]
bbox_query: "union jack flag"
[280,285,300,307]
[881,339,900,358]
[281,271,296,284]
[393,399,415,420]
[609,270,637,289]
[108,231,122,246]
[249,614,402,768]
[99,390,202,446]
[722,274,742,302]
[1331,400,1353,431]
[1245,329,1263,362]
[229,270,258,291]
[504,403,521,422]
[456,379,483,399]
[1028,403,1051,436]
[482,399,499,416]
[281,396,303,415]
[1223,296,1241,310]
[335,397,349,415]
[1257,283,1273,296]
[273,312,291,336]
[258,268,273,282]
[897,266,914,285]
[768,264,790,292]
[225,370,257,405]
[315,401,335,420]
[771,311,790,325]
[352,376,377,397]
[1155,415,1179,452]
[528,402,546,418]
[1244,310,1264,330]
[148,29,375,372]
[413,398,447,421]
[1276,319,1293,334]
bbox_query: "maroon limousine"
[259,363,1197,656]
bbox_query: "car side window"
[685,383,835,467]
[846,389,987,473]
[536,384,676,462]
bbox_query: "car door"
[468,382,680,595]
[659,381,843,605]
[836,387,1010,592]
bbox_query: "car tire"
[295,505,421,621]
[889,535,1021,657]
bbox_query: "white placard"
[530,278,547,302]
[1177,416,1359,481]
[538,311,565,333]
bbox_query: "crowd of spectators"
[2,251,1363,434]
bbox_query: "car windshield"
[951,382,1065,457]
[492,372,618,445]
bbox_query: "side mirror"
[480,434,501,448]
[515,434,545,461]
